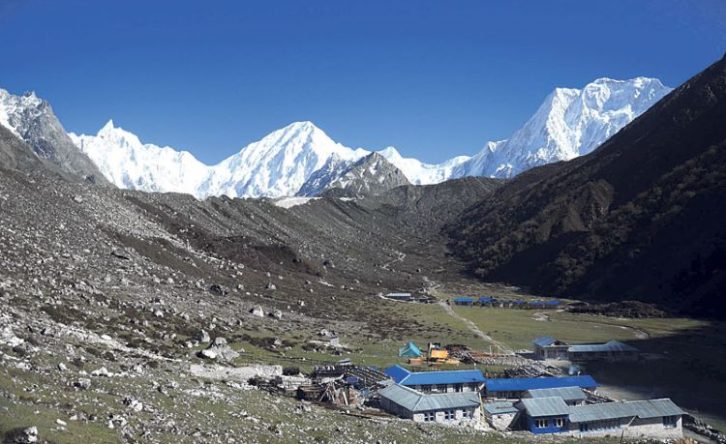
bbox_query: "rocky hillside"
[448,54,726,318]
[316,153,411,198]
[0,89,106,183]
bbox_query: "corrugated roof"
[569,399,683,422]
[484,401,519,415]
[525,386,587,402]
[533,336,557,347]
[520,397,570,417]
[384,365,485,386]
[486,375,598,392]
[568,340,639,353]
[478,296,494,303]
[378,383,480,413]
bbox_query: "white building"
[377,383,482,425]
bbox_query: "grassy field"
[450,305,706,350]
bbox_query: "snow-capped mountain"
[62,76,671,198]
[201,121,368,198]
[0,88,106,182]
[377,147,470,185]
[453,77,672,178]
[70,120,209,195]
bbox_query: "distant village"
[288,338,684,441]
[270,292,691,442]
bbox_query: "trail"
[436,301,513,354]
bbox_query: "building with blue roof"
[452,297,474,306]
[384,365,485,393]
[484,375,598,399]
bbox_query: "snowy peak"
[377,146,469,185]
[70,121,209,195]
[454,76,672,178]
[55,74,670,198]
[203,121,368,198]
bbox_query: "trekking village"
[207,295,707,442]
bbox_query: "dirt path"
[436,301,513,354]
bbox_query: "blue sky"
[1,0,724,163]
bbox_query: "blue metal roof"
[384,365,485,386]
[478,296,494,303]
[544,300,561,306]
[384,365,412,384]
[486,375,598,393]
[453,297,474,303]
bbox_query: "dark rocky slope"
[448,54,726,318]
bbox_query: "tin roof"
[533,336,557,347]
[569,398,683,422]
[568,340,639,353]
[525,386,587,402]
[484,401,519,415]
[378,383,480,413]
[520,397,570,417]
[384,365,485,386]
[486,375,598,393]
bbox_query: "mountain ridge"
[2,76,671,198]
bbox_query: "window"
[435,384,447,392]
[555,418,565,428]
[462,409,471,419]
[535,419,548,428]
[663,416,678,428]
[423,412,435,422]
[444,410,455,421]
[579,423,589,432]
[454,384,463,392]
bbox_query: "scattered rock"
[193,329,211,343]
[73,378,91,390]
[209,284,229,296]
[250,306,265,318]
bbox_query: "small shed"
[484,401,520,431]
[533,336,570,360]
[399,341,423,358]
[386,292,413,301]
[478,296,495,306]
